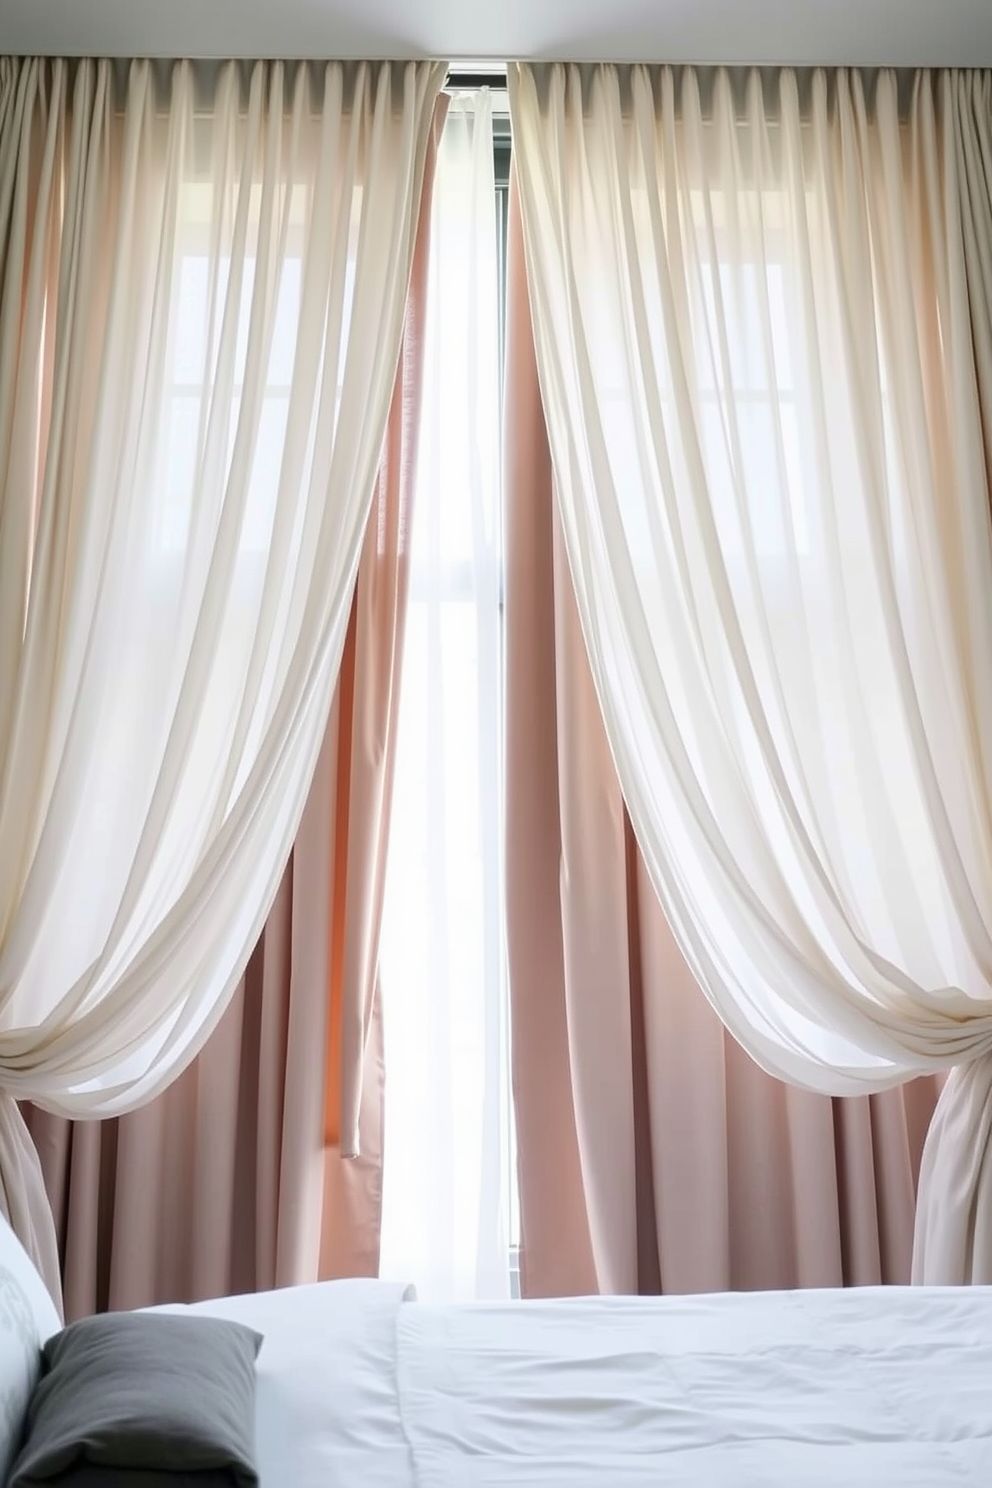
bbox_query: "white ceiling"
[2,0,991,67]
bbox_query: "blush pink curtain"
[22,100,446,1322]
[504,170,942,1299]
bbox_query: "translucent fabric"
[510,63,992,1281]
[0,56,442,1295]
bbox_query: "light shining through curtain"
[509,61,992,1283]
[379,93,511,1302]
[0,55,442,1293]
[510,63,992,1091]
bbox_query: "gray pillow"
[7,1311,263,1488]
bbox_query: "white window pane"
[379,97,510,1303]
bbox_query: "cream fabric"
[503,169,941,1298]
[0,56,442,1298]
[22,105,445,1319]
[509,64,992,1279]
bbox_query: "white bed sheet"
[395,1287,992,1487]
[160,1279,415,1488]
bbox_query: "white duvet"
[183,1282,992,1487]
[396,1289,992,1487]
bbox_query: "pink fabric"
[503,169,941,1299]
[22,102,445,1320]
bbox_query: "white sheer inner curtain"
[0,56,442,1293]
[510,64,992,1277]
[379,91,510,1302]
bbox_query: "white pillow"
[153,1279,416,1488]
[0,1216,60,1346]
[0,1214,61,1481]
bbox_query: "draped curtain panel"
[0,55,443,1300]
[21,100,443,1318]
[504,173,942,1297]
[509,63,992,1281]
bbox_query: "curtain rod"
[450,63,924,121]
[446,69,508,91]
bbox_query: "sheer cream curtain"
[510,63,992,1281]
[22,104,444,1316]
[378,92,510,1302]
[504,171,941,1297]
[0,55,442,1299]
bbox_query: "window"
[378,94,517,1302]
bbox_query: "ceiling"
[2,0,991,67]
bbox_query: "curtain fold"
[909,73,992,1282]
[21,96,445,1318]
[504,166,942,1297]
[0,55,443,1298]
[509,62,992,1281]
[318,91,447,1274]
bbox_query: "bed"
[2,1217,992,1486]
[181,1278,992,1486]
